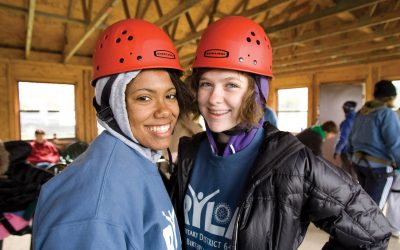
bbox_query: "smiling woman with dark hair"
[33,19,191,250]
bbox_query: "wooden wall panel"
[0,61,11,140]
[0,59,95,143]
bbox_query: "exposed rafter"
[174,0,293,48]
[63,0,120,63]
[274,47,400,74]
[122,0,131,19]
[273,11,400,49]
[277,38,400,67]
[275,27,400,61]
[25,0,36,59]
[154,0,200,27]
[265,0,385,33]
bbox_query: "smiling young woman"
[170,16,391,250]
[33,19,191,250]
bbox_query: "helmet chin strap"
[92,74,141,145]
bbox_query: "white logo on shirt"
[162,209,179,250]
[184,184,238,239]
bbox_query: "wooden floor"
[2,224,399,250]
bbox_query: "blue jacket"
[348,100,400,167]
[263,106,277,127]
[335,111,356,154]
[33,131,181,250]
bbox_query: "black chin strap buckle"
[97,106,114,123]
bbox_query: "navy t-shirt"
[184,128,264,249]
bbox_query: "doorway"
[319,82,365,166]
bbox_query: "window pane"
[19,82,76,140]
[277,87,308,133]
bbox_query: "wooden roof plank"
[63,0,120,63]
[273,11,400,49]
[266,0,386,33]
[274,47,400,74]
[276,27,400,61]
[25,0,36,59]
[154,0,200,27]
[122,0,131,19]
[276,38,400,66]
[175,0,293,48]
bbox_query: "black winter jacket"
[170,124,391,250]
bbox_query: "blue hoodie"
[348,100,400,167]
[33,131,181,250]
[335,111,356,154]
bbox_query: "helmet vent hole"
[137,56,142,61]
[239,57,244,62]
[246,37,251,42]
[122,30,127,35]
[270,65,272,70]
[256,40,260,45]
[100,44,103,48]
[128,36,133,41]
[119,58,124,63]
[116,38,121,43]
[253,60,257,65]
[130,52,133,55]
[251,32,255,36]
[96,66,99,70]
[248,54,250,57]
[105,35,108,40]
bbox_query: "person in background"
[170,16,391,250]
[296,121,338,156]
[27,129,60,168]
[263,105,278,127]
[348,80,400,209]
[384,105,400,238]
[33,19,191,250]
[333,101,358,180]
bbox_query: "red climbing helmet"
[92,19,183,82]
[193,16,273,77]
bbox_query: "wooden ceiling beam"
[208,0,219,25]
[276,38,400,67]
[154,0,200,27]
[185,12,196,32]
[274,47,400,74]
[63,0,120,63]
[266,0,385,33]
[134,0,142,18]
[122,0,131,19]
[25,0,36,59]
[0,2,88,26]
[154,0,163,17]
[175,0,293,48]
[273,11,400,50]
[239,0,295,19]
[276,27,400,61]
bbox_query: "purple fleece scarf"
[206,77,269,156]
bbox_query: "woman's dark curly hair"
[167,69,195,119]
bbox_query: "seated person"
[27,129,60,168]
[296,121,338,156]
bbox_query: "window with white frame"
[18,82,76,140]
[277,87,308,133]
